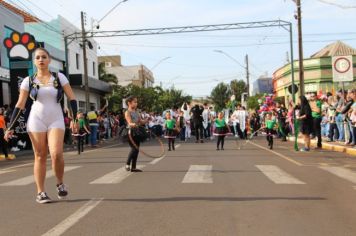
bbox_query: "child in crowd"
[164,112,177,151]
[264,113,276,150]
[71,111,91,154]
[213,112,230,151]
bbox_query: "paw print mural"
[3,32,36,60]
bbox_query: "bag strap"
[28,73,37,101]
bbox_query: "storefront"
[273,41,356,102]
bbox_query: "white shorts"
[27,110,65,132]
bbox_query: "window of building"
[76,53,80,70]
[93,62,96,76]
[78,101,85,111]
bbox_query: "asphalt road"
[1,136,356,236]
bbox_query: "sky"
[8,0,356,97]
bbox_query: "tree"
[210,82,231,112]
[247,93,265,111]
[230,79,247,102]
[99,62,118,84]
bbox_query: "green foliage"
[230,79,247,101]
[247,93,265,111]
[210,82,231,112]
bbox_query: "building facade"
[0,0,111,111]
[0,2,24,106]
[273,41,356,101]
[252,75,273,96]
[99,55,154,88]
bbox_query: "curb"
[289,137,356,156]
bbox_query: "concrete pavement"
[1,136,356,235]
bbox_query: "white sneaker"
[17,140,26,148]
[11,147,20,152]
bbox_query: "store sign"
[332,56,354,82]
[3,31,36,60]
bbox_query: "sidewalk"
[289,136,356,156]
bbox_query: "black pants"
[278,120,287,141]
[168,138,175,150]
[127,138,140,169]
[328,123,339,141]
[179,127,186,141]
[266,128,273,147]
[76,135,84,154]
[217,136,225,149]
[235,123,245,139]
[353,126,356,145]
[0,129,8,157]
[194,121,204,141]
[312,117,322,147]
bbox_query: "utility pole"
[296,0,305,96]
[81,11,90,112]
[245,54,250,97]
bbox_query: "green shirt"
[265,119,276,129]
[165,119,176,129]
[215,119,226,128]
[311,100,322,118]
[78,118,85,129]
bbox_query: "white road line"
[150,155,166,165]
[250,142,303,166]
[0,162,34,172]
[0,170,15,175]
[320,166,356,184]
[67,143,122,156]
[182,165,213,184]
[256,165,305,184]
[0,166,81,186]
[42,198,103,236]
[90,165,145,184]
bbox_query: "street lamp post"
[214,50,250,97]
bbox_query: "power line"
[316,0,356,9]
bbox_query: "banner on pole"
[332,56,353,82]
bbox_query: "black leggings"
[168,138,175,150]
[0,129,8,157]
[266,128,273,146]
[127,138,140,169]
[217,136,225,149]
[194,121,204,141]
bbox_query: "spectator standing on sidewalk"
[297,95,313,152]
[87,106,99,147]
[309,92,322,149]
[335,90,346,142]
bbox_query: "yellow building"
[273,41,356,100]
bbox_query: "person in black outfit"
[191,104,204,143]
[275,102,288,141]
[124,96,148,172]
[297,95,313,152]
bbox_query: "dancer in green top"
[263,113,276,149]
[164,112,177,151]
[213,112,230,150]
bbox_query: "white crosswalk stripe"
[0,166,81,186]
[182,165,213,183]
[256,165,305,184]
[90,165,145,184]
[320,166,356,184]
[0,170,15,175]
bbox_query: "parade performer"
[214,112,230,150]
[4,48,77,203]
[71,111,90,154]
[263,112,277,150]
[191,104,204,143]
[297,95,313,152]
[164,111,178,151]
[123,96,148,172]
